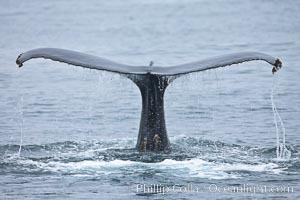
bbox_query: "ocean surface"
[1,0,300,199]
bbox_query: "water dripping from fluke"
[271,75,291,161]
[18,95,24,157]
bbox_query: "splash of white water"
[271,75,291,160]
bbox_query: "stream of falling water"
[271,75,291,160]
[18,95,24,157]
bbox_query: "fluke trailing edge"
[16,48,282,152]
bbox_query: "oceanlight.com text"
[136,183,294,195]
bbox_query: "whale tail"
[16,48,282,151]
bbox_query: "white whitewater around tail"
[271,75,291,160]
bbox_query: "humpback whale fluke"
[16,48,282,152]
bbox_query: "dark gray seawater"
[1,0,300,199]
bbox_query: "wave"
[0,137,297,180]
